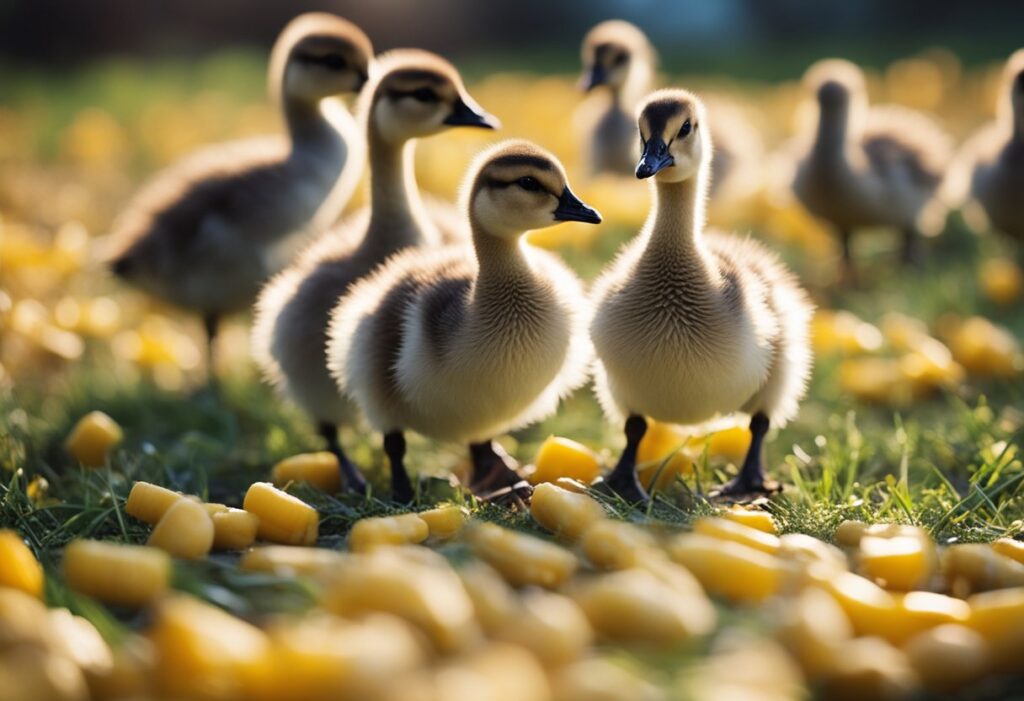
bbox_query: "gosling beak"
[553,187,602,224]
[354,70,369,92]
[580,64,607,92]
[444,96,500,129]
[636,137,674,179]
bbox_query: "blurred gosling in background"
[328,140,599,504]
[590,89,813,504]
[251,50,498,494]
[108,13,373,377]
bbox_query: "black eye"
[679,120,692,138]
[613,52,629,67]
[410,87,438,102]
[322,53,346,71]
[517,176,542,192]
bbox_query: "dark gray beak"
[444,97,500,129]
[580,64,607,92]
[553,187,602,224]
[636,137,674,179]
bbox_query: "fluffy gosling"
[327,140,600,503]
[590,89,813,503]
[251,50,497,493]
[792,58,952,277]
[108,13,373,376]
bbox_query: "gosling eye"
[613,52,629,67]
[322,53,346,71]
[516,176,542,192]
[410,87,439,103]
[679,119,692,139]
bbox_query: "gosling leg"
[318,422,367,495]
[469,440,532,504]
[202,313,219,388]
[714,412,780,498]
[900,227,924,267]
[838,228,858,286]
[384,431,414,503]
[600,414,650,504]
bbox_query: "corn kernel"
[85,634,155,700]
[0,645,89,701]
[209,506,259,551]
[812,309,883,355]
[458,561,518,634]
[636,421,693,490]
[65,411,123,467]
[669,533,786,603]
[48,608,114,677]
[721,506,778,534]
[418,505,468,540]
[686,634,806,701]
[858,535,935,590]
[530,482,605,542]
[393,643,552,701]
[834,520,869,547]
[819,637,921,701]
[148,497,214,560]
[243,482,319,546]
[63,539,170,607]
[348,513,429,552]
[126,481,186,524]
[946,316,1023,377]
[0,529,44,597]
[979,258,1023,305]
[967,588,1024,672]
[704,425,752,464]
[579,519,658,570]
[0,587,54,648]
[271,452,341,493]
[494,589,593,666]
[991,537,1024,565]
[693,516,781,554]
[468,522,578,589]
[903,624,989,693]
[324,546,479,652]
[240,545,345,578]
[778,533,849,576]
[777,586,854,678]
[812,571,898,639]
[553,657,665,701]
[943,543,1024,595]
[531,436,601,485]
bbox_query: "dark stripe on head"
[487,154,555,171]
[382,68,448,85]
[642,99,683,132]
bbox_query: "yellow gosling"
[63,540,170,607]
[243,482,319,546]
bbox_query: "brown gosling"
[590,89,813,503]
[108,13,373,376]
[326,140,600,503]
[792,58,953,277]
[251,50,498,494]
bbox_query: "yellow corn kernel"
[63,540,170,607]
[669,533,786,603]
[125,481,186,524]
[575,568,716,645]
[553,657,665,701]
[778,533,849,577]
[530,482,605,542]
[721,506,778,534]
[149,595,270,700]
[991,537,1024,565]
[240,545,345,579]
[947,316,1024,377]
[271,452,341,493]
[812,309,883,355]
[812,571,898,639]
[0,529,44,597]
[148,497,214,560]
[48,608,114,678]
[530,436,601,485]
[209,506,259,551]
[418,505,468,540]
[834,520,869,547]
[967,588,1024,672]
[323,547,479,652]
[819,637,921,701]
[704,425,752,464]
[943,543,1024,596]
[858,535,935,590]
[0,587,54,648]
[84,634,155,701]
[243,482,319,546]
[636,421,693,490]
[458,561,518,634]
[348,513,429,553]
[467,522,578,589]
[693,516,781,554]
[0,645,89,701]
[65,411,123,467]
[493,589,593,666]
[903,624,989,694]
[777,586,854,678]
[392,643,552,701]
[979,258,1023,305]
[579,519,658,570]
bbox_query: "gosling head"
[271,13,374,103]
[579,20,652,92]
[367,49,499,144]
[468,140,602,238]
[635,89,710,183]
[1003,49,1024,126]
[804,58,866,118]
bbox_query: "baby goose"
[327,140,600,503]
[590,89,813,502]
[251,50,497,494]
[109,13,373,374]
[792,59,952,275]
[951,49,1024,244]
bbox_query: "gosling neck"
[812,103,850,162]
[282,95,345,155]
[1012,98,1024,142]
[619,57,653,108]
[643,170,708,263]
[469,216,536,300]
[365,129,434,251]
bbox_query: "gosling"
[108,14,373,376]
[792,58,952,276]
[327,140,600,503]
[590,89,813,503]
[251,50,497,494]
[950,49,1024,244]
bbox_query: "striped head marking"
[636,89,708,182]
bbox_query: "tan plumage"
[948,49,1024,243]
[250,49,497,491]
[791,59,953,268]
[327,140,599,500]
[590,89,813,500]
[108,13,373,363]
